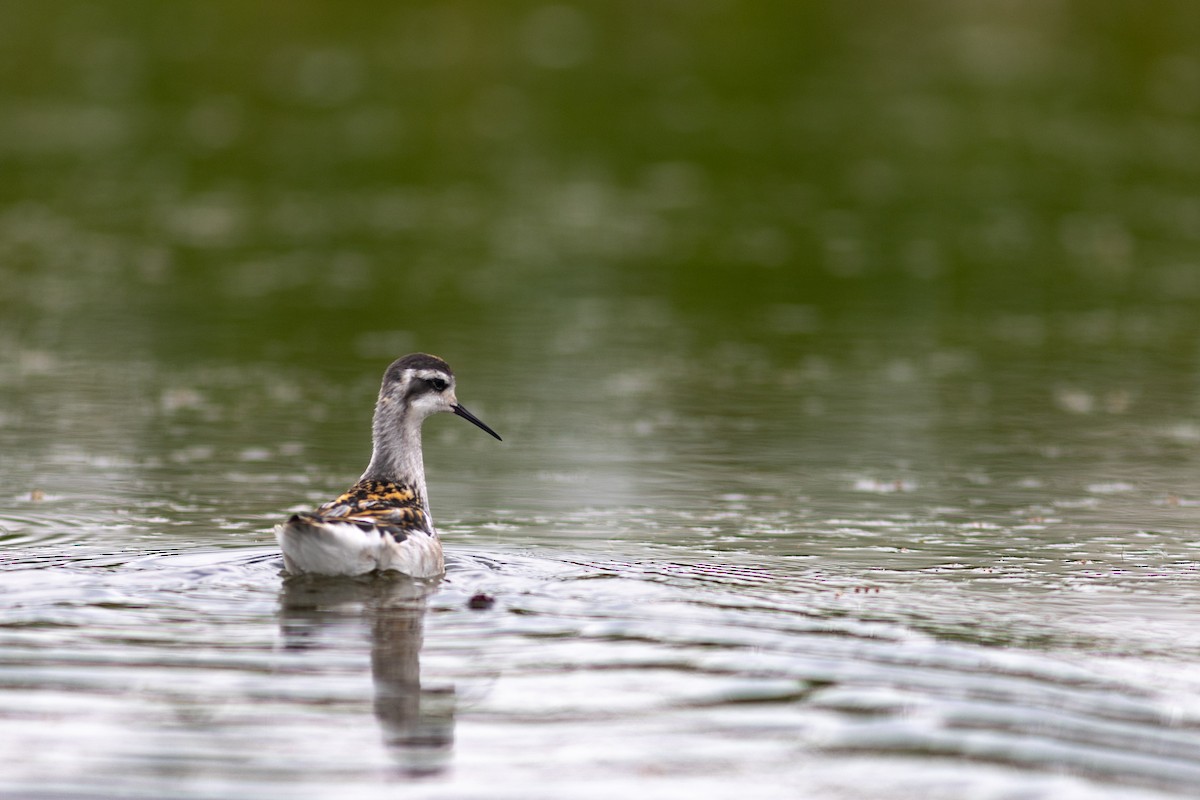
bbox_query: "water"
[5,1,1200,797]
[4,322,1200,799]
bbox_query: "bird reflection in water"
[278,574,453,777]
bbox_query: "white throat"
[360,397,430,512]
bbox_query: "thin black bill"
[452,403,503,441]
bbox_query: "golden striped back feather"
[288,479,431,542]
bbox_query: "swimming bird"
[277,353,501,577]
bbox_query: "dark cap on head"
[384,353,453,383]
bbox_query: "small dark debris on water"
[836,586,882,598]
[467,592,495,610]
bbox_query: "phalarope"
[277,353,501,577]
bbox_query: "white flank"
[276,520,382,576]
[276,519,444,578]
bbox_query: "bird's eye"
[429,377,448,392]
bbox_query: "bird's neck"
[360,398,429,509]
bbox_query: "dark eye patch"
[429,377,448,392]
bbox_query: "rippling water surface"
[4,325,1200,799]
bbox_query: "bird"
[276,353,502,577]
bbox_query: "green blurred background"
[6,1,1200,335]
[4,1,1200,515]
[7,8,1200,794]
